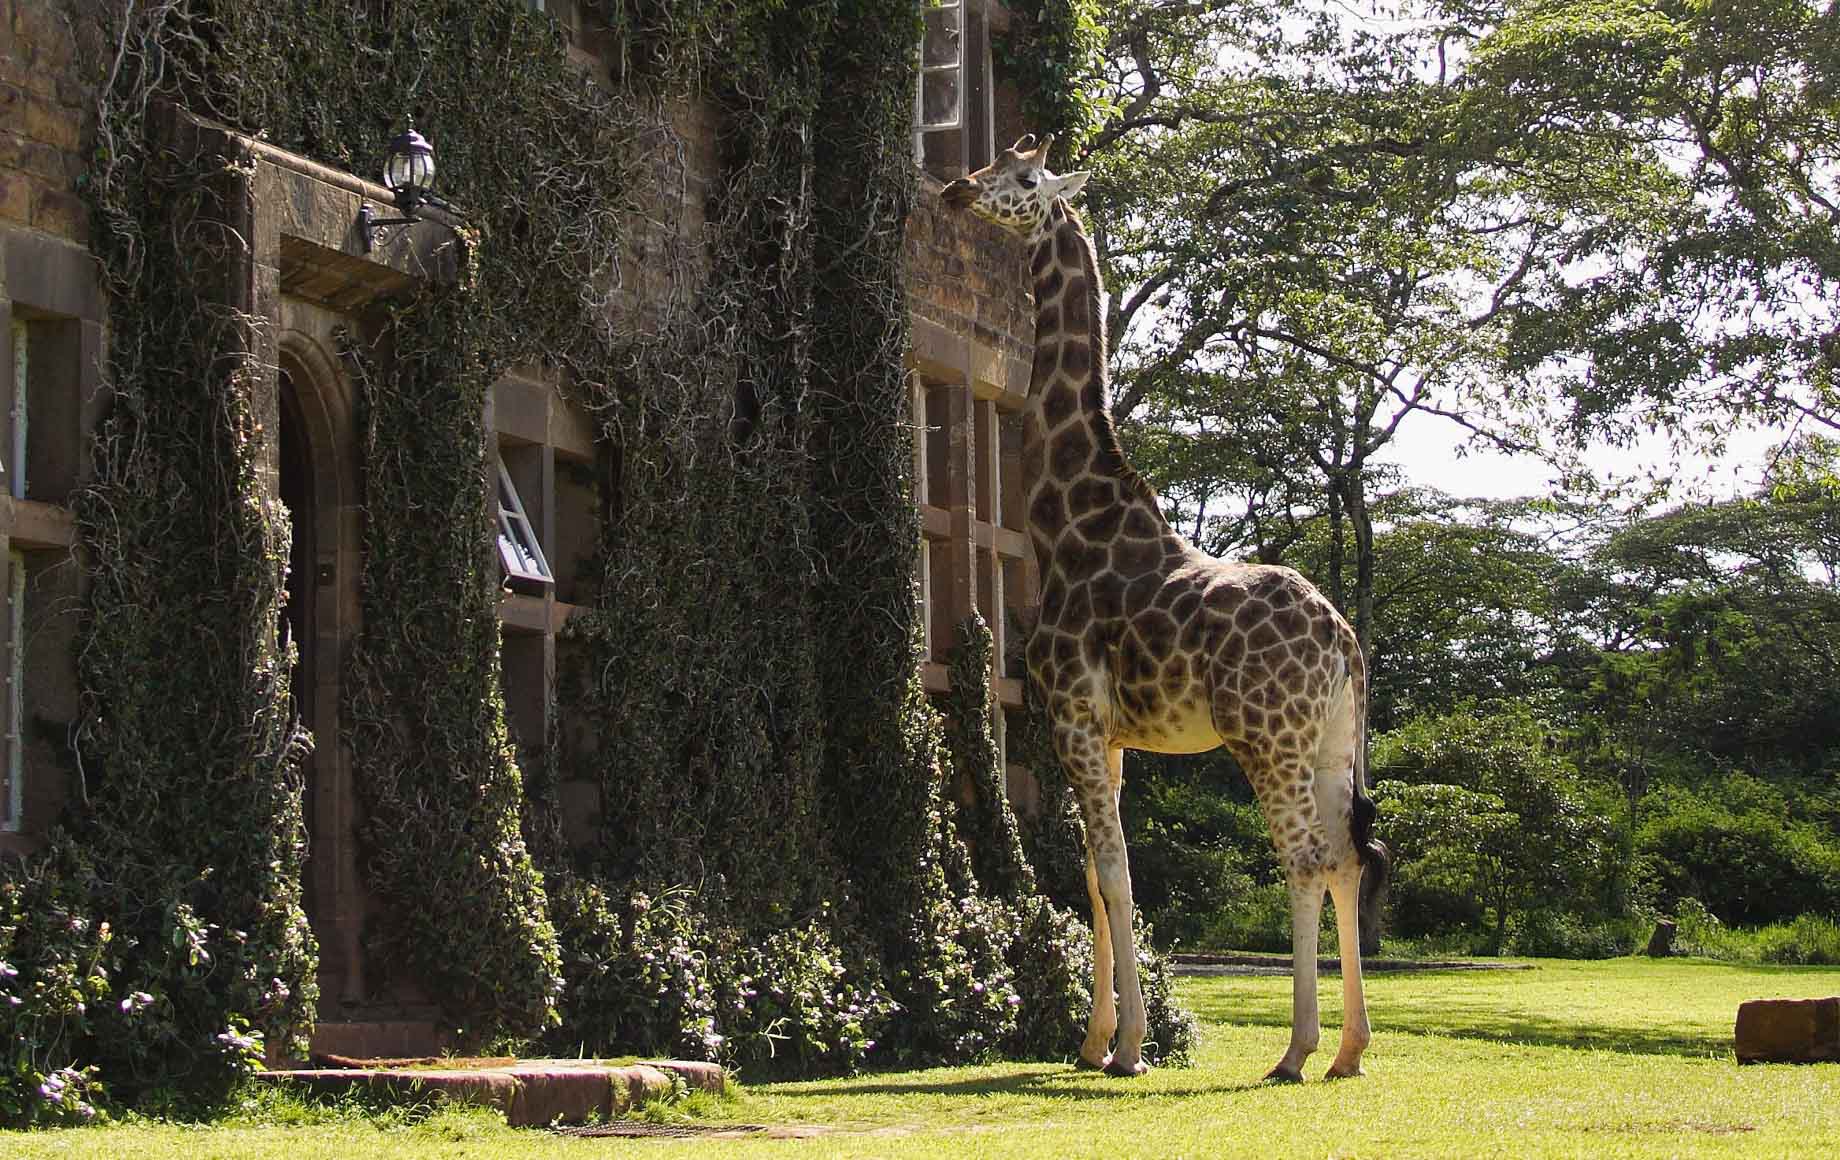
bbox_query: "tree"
[1469,0,1840,445]
[1569,444,1840,775]
[1374,704,1617,953]
[1294,489,1580,729]
[1073,1,1838,652]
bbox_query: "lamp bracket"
[358,202,420,253]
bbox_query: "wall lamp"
[358,127,462,252]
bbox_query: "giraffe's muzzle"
[941,178,979,208]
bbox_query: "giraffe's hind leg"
[1317,675,1371,1078]
[1324,856,1371,1078]
[1241,747,1330,1083]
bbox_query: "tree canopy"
[1072,0,1839,647]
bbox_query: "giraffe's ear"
[1052,170,1091,200]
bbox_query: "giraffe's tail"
[1347,665,1391,918]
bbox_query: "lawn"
[6,958,1837,1159]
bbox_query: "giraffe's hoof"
[1075,1052,1111,1071]
[1103,1057,1150,1078]
[1324,1063,1365,1080]
[1263,1065,1303,1084]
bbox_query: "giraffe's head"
[941,134,1090,240]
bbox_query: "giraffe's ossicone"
[943,135,1389,1081]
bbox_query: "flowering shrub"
[719,919,895,1076]
[544,879,719,1061]
[0,854,115,1125]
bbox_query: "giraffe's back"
[1028,539,1356,758]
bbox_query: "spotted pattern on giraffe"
[939,134,1384,1083]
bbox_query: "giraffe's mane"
[1050,200,1163,515]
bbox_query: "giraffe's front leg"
[1076,847,1117,1070]
[1095,834,1149,1077]
[1091,746,1148,1077]
[1058,734,1149,1077]
[1324,856,1372,1078]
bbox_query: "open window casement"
[915,0,964,164]
[495,460,553,586]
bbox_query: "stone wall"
[0,0,90,245]
[0,0,101,857]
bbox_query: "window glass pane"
[923,6,961,68]
[921,70,961,128]
[496,462,553,585]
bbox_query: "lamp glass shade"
[383,129,435,199]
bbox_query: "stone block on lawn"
[1734,997,1840,1064]
[504,1067,615,1128]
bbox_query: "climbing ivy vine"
[0,0,1191,1119]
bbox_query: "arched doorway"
[278,368,317,909]
[275,334,365,1018]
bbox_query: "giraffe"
[941,136,1389,1081]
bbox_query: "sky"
[1378,409,1791,504]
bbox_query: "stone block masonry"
[1734,997,1840,1064]
[0,1,95,246]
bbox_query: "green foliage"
[341,302,562,1046]
[945,616,1036,901]
[1637,783,1840,926]
[57,0,337,1108]
[1504,911,1646,961]
[994,1,1109,157]
[1375,705,1620,953]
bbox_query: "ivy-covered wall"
[1,0,1189,1120]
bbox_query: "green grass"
[6,958,1838,1158]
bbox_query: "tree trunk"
[1325,480,1346,613]
[1347,472,1376,660]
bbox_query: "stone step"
[304,1020,446,1063]
[256,1058,727,1127]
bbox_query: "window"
[916,1,964,159]
[496,460,553,585]
[9,318,25,500]
[914,0,992,180]
[3,550,22,832]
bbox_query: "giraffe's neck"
[1021,201,1168,579]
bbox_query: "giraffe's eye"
[1019,173,1039,189]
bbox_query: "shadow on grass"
[1184,973,1732,1058]
[758,1065,1277,1102]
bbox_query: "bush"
[0,847,180,1126]
[1134,916,1199,1067]
[718,919,895,1077]
[1669,899,1840,965]
[1755,915,1840,965]
[999,897,1090,1060]
[1506,910,1644,960]
[542,877,896,1076]
[1638,790,1840,925]
[1374,707,1623,952]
